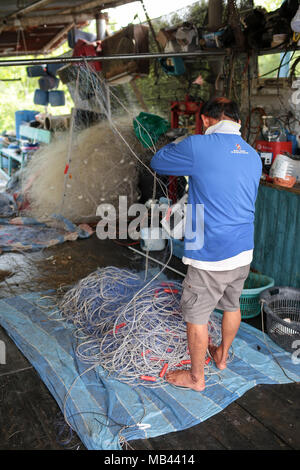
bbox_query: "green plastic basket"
[240,272,275,319]
[133,112,170,148]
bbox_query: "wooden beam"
[5,0,55,19]
[98,0,138,10]
[60,0,105,15]
[42,23,75,52]
[60,0,136,15]
[0,13,95,30]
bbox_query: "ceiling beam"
[4,0,55,19]
[99,0,138,9]
[60,0,136,15]
[60,1,106,15]
[42,22,75,52]
[0,13,95,31]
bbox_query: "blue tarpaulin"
[0,277,299,450]
[0,214,93,252]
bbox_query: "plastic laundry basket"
[240,272,274,319]
[260,286,300,353]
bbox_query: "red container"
[255,140,292,180]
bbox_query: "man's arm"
[150,137,194,176]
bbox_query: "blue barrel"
[46,63,64,77]
[38,75,59,91]
[48,90,65,107]
[34,89,49,106]
[15,110,39,139]
[26,65,47,77]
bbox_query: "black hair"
[201,97,240,123]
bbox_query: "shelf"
[19,125,51,144]
[257,45,300,56]
[1,148,23,164]
[260,179,300,196]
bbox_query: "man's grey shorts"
[180,264,250,325]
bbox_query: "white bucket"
[140,227,166,251]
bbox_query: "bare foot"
[208,344,227,370]
[165,369,205,391]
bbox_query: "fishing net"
[21,62,170,223]
[58,266,226,388]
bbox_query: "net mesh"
[21,62,172,223]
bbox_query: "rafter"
[0,13,95,30]
[42,22,75,52]
[4,0,55,19]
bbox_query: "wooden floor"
[0,236,299,451]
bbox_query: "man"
[150,97,262,391]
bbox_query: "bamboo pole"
[0,49,227,67]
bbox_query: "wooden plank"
[196,409,256,450]
[130,421,226,451]
[2,13,95,30]
[0,370,55,449]
[0,366,84,450]
[236,384,300,449]
[0,325,84,449]
[128,438,155,450]
[7,0,55,19]
[221,401,290,450]
[43,23,75,52]
[269,382,300,405]
[127,396,294,451]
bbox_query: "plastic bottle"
[160,193,188,239]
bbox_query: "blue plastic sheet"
[0,214,92,252]
[0,274,299,450]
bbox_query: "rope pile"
[59,266,223,387]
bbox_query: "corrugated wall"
[253,184,300,288]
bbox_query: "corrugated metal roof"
[0,0,137,56]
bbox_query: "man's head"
[201,97,241,131]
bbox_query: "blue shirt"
[150,126,262,263]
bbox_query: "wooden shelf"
[260,179,300,196]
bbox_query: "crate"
[260,286,300,353]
